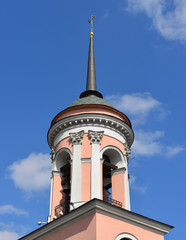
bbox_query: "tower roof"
[80,16,103,99]
[68,95,114,108]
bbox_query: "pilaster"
[88,130,104,199]
[70,130,84,208]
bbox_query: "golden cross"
[88,15,95,37]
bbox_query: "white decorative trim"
[54,126,125,148]
[111,167,126,175]
[48,175,54,222]
[52,171,60,176]
[53,148,72,171]
[100,158,104,164]
[48,113,134,148]
[91,143,101,199]
[88,130,104,144]
[100,145,126,168]
[124,157,130,211]
[55,147,73,159]
[115,233,138,240]
[69,130,84,145]
[81,158,91,163]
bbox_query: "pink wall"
[81,163,91,201]
[44,214,96,240]
[101,135,124,153]
[96,213,164,240]
[52,105,131,127]
[81,133,91,158]
[45,211,164,240]
[51,175,65,220]
[112,173,125,209]
[55,137,73,153]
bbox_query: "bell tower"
[20,16,173,240]
[47,15,134,221]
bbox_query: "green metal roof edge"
[68,96,115,109]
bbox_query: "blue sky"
[0,0,186,239]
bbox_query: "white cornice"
[19,199,173,240]
[48,113,134,149]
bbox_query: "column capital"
[88,130,104,144]
[50,148,55,161]
[125,145,131,160]
[70,130,84,145]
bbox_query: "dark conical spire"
[86,36,97,91]
[80,15,103,99]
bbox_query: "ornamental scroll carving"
[125,145,131,160]
[50,148,55,161]
[88,130,104,144]
[69,130,84,145]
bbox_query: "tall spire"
[80,15,103,99]
[86,33,96,91]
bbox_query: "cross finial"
[88,15,95,37]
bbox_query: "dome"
[68,95,115,109]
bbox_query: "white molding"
[48,175,53,222]
[48,113,134,148]
[111,167,126,175]
[91,143,101,199]
[100,158,104,164]
[124,156,130,211]
[71,144,82,208]
[54,126,126,148]
[53,148,72,171]
[115,233,138,240]
[100,145,127,168]
[52,171,60,176]
[81,158,91,163]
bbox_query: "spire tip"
[88,15,95,37]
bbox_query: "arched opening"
[102,147,124,207]
[115,233,138,240]
[56,150,71,171]
[55,149,72,216]
[103,154,114,203]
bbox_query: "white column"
[88,130,104,200]
[125,165,131,210]
[124,145,131,210]
[70,130,84,208]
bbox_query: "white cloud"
[106,92,166,125]
[0,222,29,237]
[0,205,28,216]
[8,153,51,193]
[107,92,185,158]
[130,175,147,194]
[0,231,20,240]
[132,130,164,156]
[132,130,186,157]
[127,0,186,42]
[165,146,186,157]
